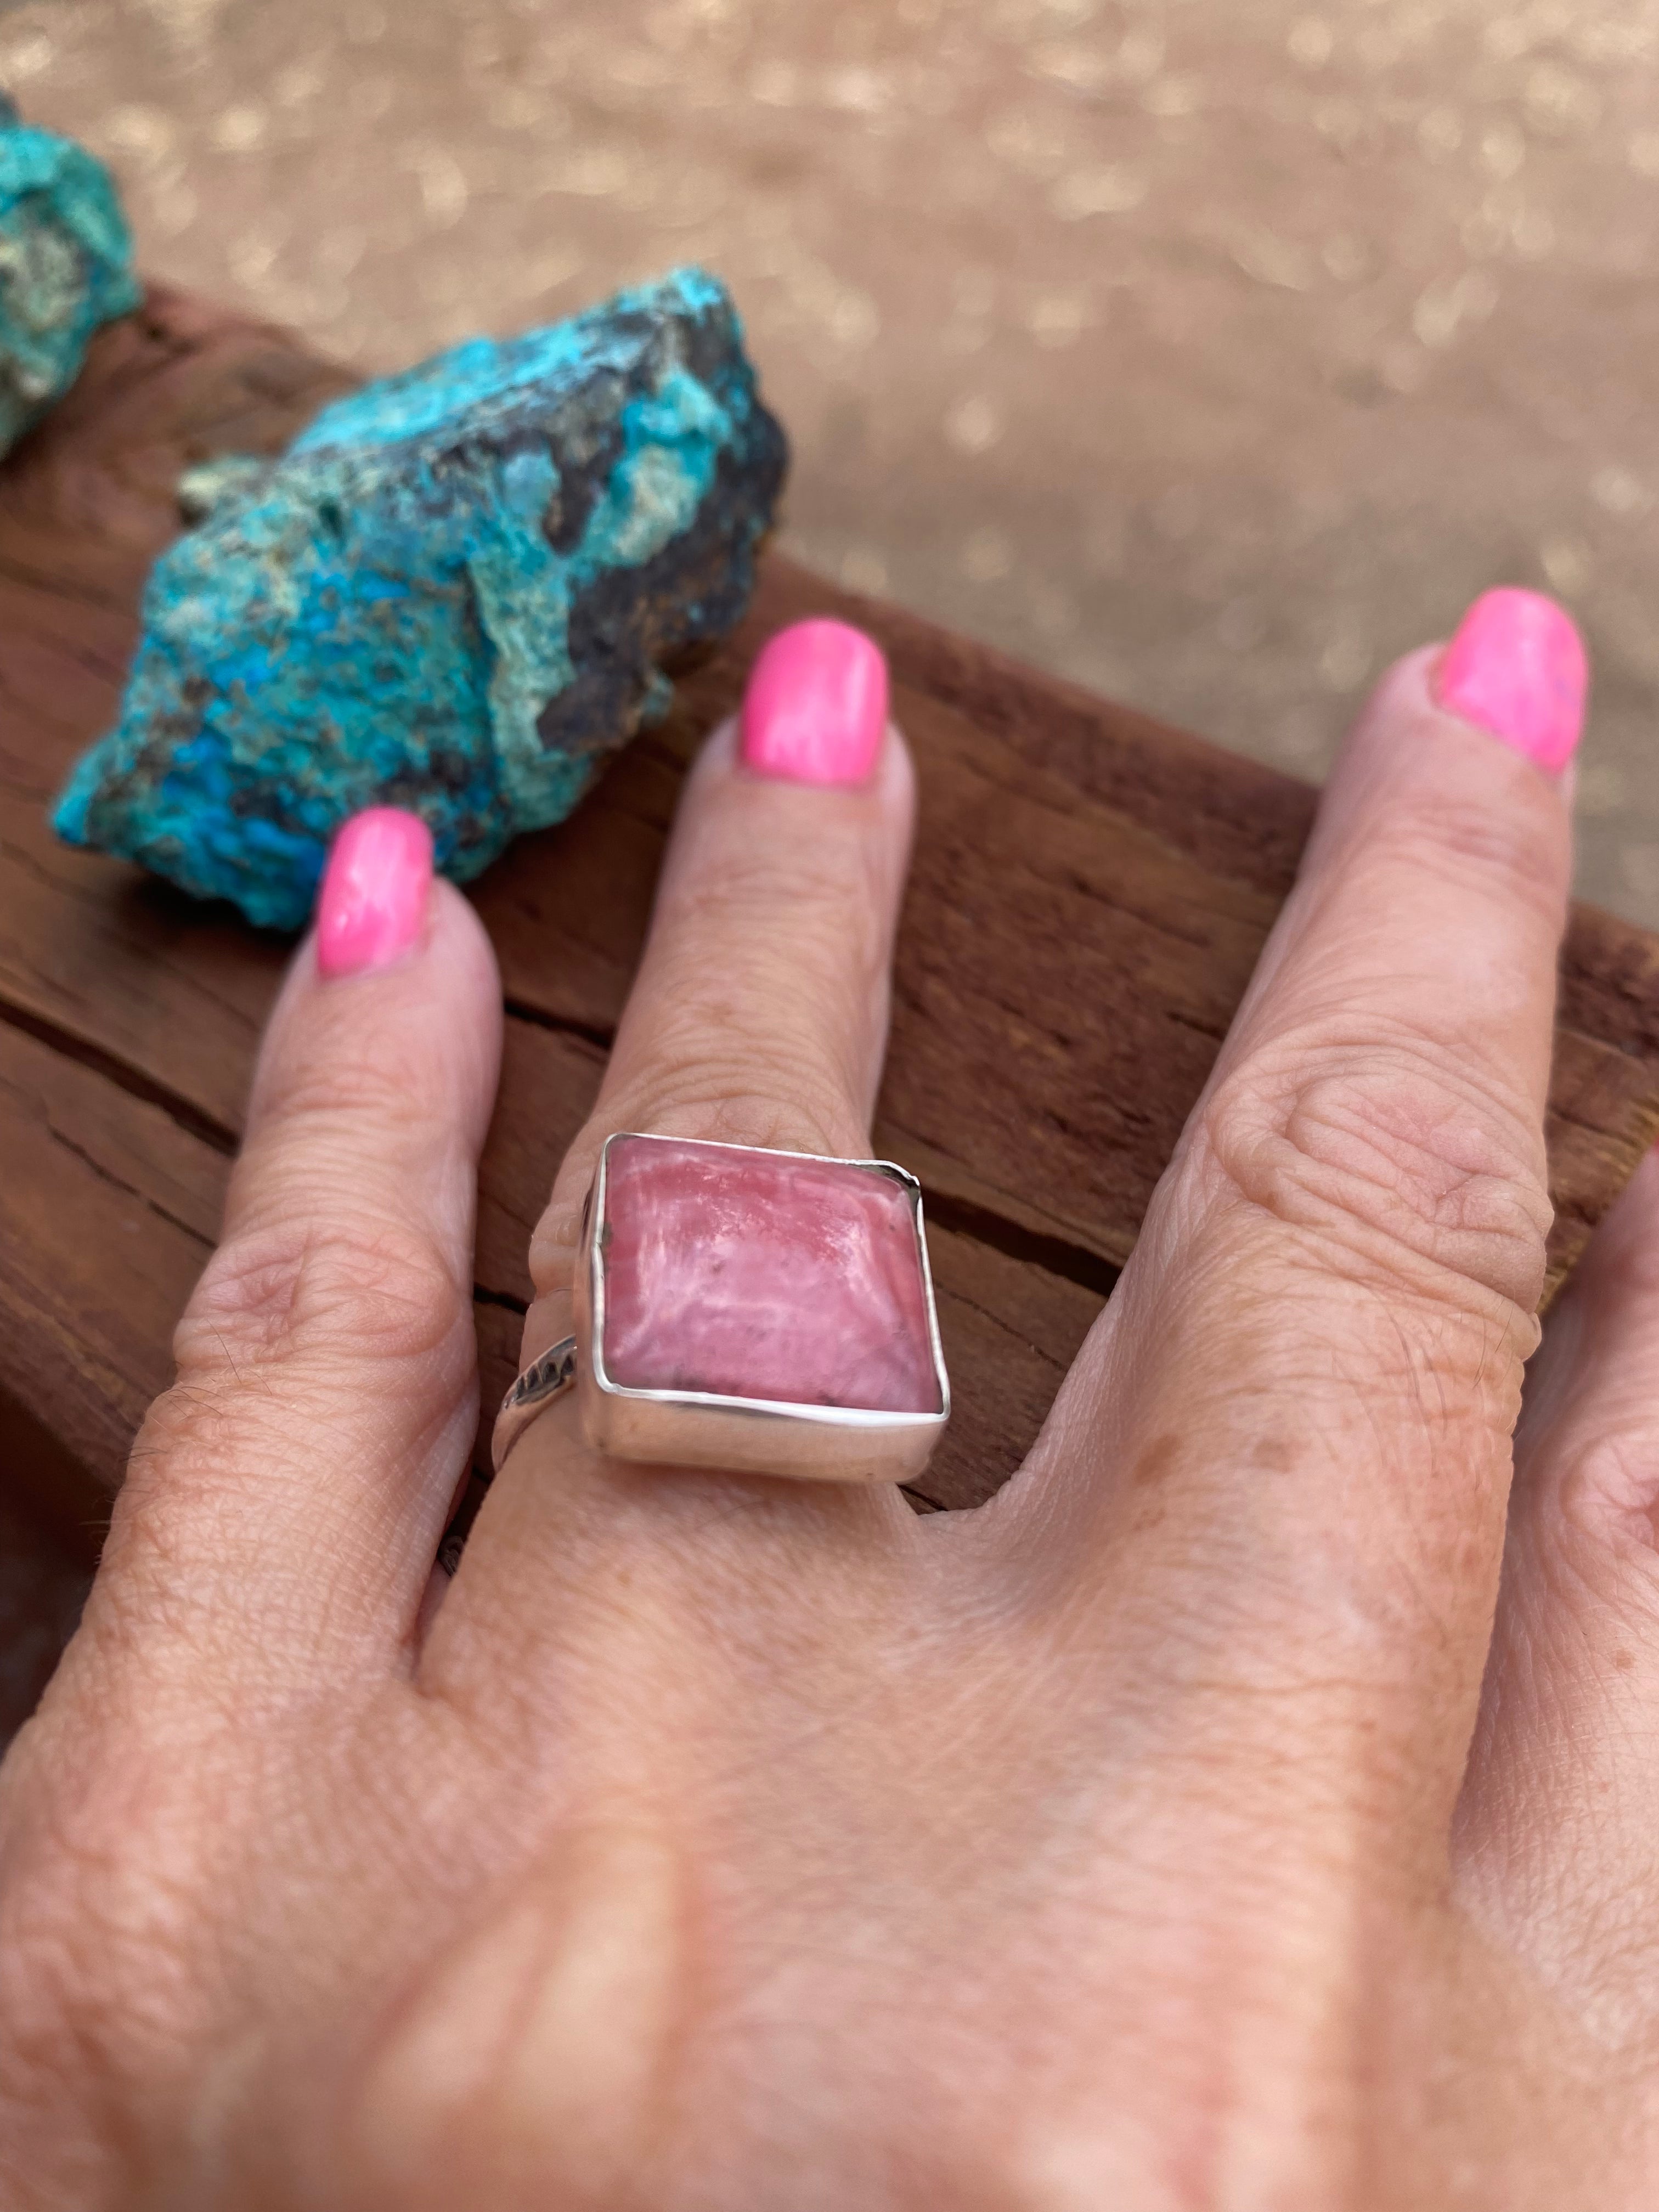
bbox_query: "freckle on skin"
[1613,1650,1635,1672]
[1132,1433,1181,1488]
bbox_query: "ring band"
[490,1131,951,1484]
[491,1334,578,1475]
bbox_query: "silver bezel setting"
[573,1131,951,1483]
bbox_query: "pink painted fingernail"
[1433,588,1588,776]
[315,808,433,980]
[741,619,889,786]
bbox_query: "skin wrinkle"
[139,1348,475,1528]
[1562,1434,1659,1554]
[1199,1061,1549,1317]
[178,1246,472,1377]
[1283,1086,1542,1244]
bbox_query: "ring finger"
[431,620,922,1648]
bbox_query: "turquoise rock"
[53,268,788,929]
[0,103,141,453]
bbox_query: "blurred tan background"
[4,0,1658,924]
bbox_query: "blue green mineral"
[0,100,141,452]
[53,267,789,929]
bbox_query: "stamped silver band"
[490,1334,577,1475]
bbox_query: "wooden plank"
[0,1016,219,1534]
[0,281,1656,1578]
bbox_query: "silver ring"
[491,1334,578,1475]
[489,1131,951,1484]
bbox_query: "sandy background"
[5,0,1658,927]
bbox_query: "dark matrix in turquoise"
[55,268,788,929]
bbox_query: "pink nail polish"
[315,808,433,980]
[740,619,889,786]
[1433,588,1588,776]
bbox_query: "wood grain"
[2,286,1657,1596]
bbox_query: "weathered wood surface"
[2,286,1658,1610]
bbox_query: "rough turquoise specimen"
[53,267,788,929]
[0,103,141,453]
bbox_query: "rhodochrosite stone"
[599,1137,943,1415]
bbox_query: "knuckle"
[1559,1428,1659,1558]
[670,839,887,946]
[526,1052,864,1302]
[1373,773,1564,930]
[253,1041,449,1141]
[138,1217,473,1566]
[612,1058,856,1161]
[656,866,889,1048]
[1201,1031,1551,1325]
[175,1215,469,1382]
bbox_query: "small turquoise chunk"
[53,268,789,929]
[0,103,141,453]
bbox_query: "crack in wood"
[0,769,56,804]
[1164,1006,1231,1046]
[920,1187,1121,1300]
[1547,1097,1656,1144]
[929,1276,1085,1363]
[43,1121,212,1250]
[0,989,239,1156]
[0,832,112,900]
[0,552,144,621]
[503,996,616,1055]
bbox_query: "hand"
[4,595,1652,2209]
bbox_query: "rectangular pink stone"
[596,1136,944,1415]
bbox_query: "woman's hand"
[5,594,1655,2210]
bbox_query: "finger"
[1455,1147,1659,2025]
[437,620,920,1641]
[1011,590,1584,1838]
[92,810,502,1679]
[522,617,912,1358]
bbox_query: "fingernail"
[740,619,889,786]
[315,808,433,980]
[1433,588,1588,776]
